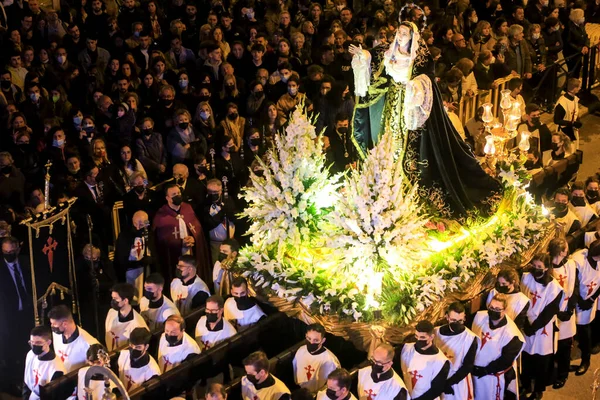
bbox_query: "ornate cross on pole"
[42,236,58,272]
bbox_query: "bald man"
[358,344,408,400]
[173,163,207,213]
[114,210,159,297]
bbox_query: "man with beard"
[152,183,211,284]
[519,253,563,399]
[433,302,478,400]
[400,320,450,400]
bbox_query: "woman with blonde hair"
[212,26,230,59]
[469,20,496,57]
[194,101,216,146]
[91,137,111,170]
[220,103,246,152]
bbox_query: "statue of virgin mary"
[350,20,501,217]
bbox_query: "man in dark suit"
[0,236,34,394]
[173,163,207,214]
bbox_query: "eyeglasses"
[369,358,389,367]
[488,307,504,312]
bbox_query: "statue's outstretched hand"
[348,44,362,56]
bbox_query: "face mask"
[161,98,174,107]
[129,348,143,359]
[337,127,348,134]
[0,165,12,175]
[495,283,511,294]
[176,269,185,279]
[143,290,154,300]
[554,202,568,216]
[200,111,210,120]
[250,138,261,146]
[530,117,540,126]
[449,321,463,332]
[488,309,502,320]
[588,190,599,201]
[524,160,535,169]
[31,344,45,355]
[247,11,255,19]
[371,363,384,374]
[551,143,560,151]
[30,92,40,102]
[306,341,320,353]
[254,91,263,98]
[326,389,338,399]
[281,75,289,83]
[165,334,180,345]
[51,326,64,335]
[110,299,121,311]
[178,122,189,130]
[572,196,586,207]
[3,253,17,263]
[532,33,540,40]
[133,31,140,37]
[175,177,185,186]
[73,116,82,125]
[234,295,253,308]
[209,193,220,203]
[83,125,95,133]
[196,165,208,175]
[142,128,153,137]
[227,112,238,120]
[53,139,65,148]
[57,55,65,64]
[532,269,546,279]
[206,312,219,323]
[415,339,429,350]
[179,79,188,88]
[52,94,60,103]
[218,252,228,262]
[199,95,210,102]
[246,374,260,385]
[172,195,183,206]
[289,87,298,96]
[226,85,235,92]
[1,80,11,90]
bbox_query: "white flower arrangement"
[236,107,549,326]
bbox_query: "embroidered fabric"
[404,74,432,130]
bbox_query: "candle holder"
[481,93,522,173]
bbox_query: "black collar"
[254,374,276,390]
[130,352,151,368]
[439,324,466,336]
[565,93,575,101]
[63,327,80,344]
[308,346,327,356]
[148,296,165,309]
[39,349,56,361]
[206,318,224,332]
[182,276,197,286]
[489,316,508,330]
[415,343,439,355]
[371,367,393,383]
[118,308,134,323]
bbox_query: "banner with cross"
[21,200,79,326]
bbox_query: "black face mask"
[337,127,348,134]
[209,193,220,203]
[448,321,464,332]
[111,299,121,311]
[488,309,502,320]
[414,339,429,350]
[135,227,146,237]
[371,363,384,374]
[530,117,541,126]
[161,98,174,107]
[178,122,189,130]
[572,196,586,207]
[250,138,261,146]
[218,252,228,262]
[254,91,263,98]
[553,202,568,217]
[246,373,260,385]
[588,190,600,202]
[3,252,17,263]
[172,195,183,206]
[495,283,511,294]
[134,185,145,194]
[175,177,185,186]
[176,269,185,279]
[227,112,238,120]
[306,341,320,353]
[143,290,155,300]
[51,326,64,335]
[0,80,11,90]
[551,143,560,151]
[1,165,12,175]
[143,128,153,136]
[198,95,210,102]
[206,312,219,323]
[196,166,208,175]
[524,160,535,169]
[532,268,546,279]
[129,348,144,359]
[325,389,338,399]
[165,334,180,346]
[234,295,253,309]
[31,344,45,355]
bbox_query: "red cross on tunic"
[202,340,211,350]
[530,291,542,307]
[409,370,423,388]
[110,331,120,349]
[557,274,566,288]
[58,349,67,362]
[125,374,133,391]
[481,332,492,349]
[541,326,548,336]
[33,369,40,386]
[305,365,315,380]
[42,236,58,272]
[364,388,377,400]
[587,281,597,297]
[163,357,173,372]
[134,240,143,258]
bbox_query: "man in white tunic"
[48,305,99,373]
[548,238,579,389]
[486,267,530,330]
[570,183,598,226]
[170,254,211,316]
[471,294,524,400]
[158,314,200,373]
[401,320,450,400]
[117,327,161,392]
[553,188,582,236]
[241,350,291,400]
[316,368,358,400]
[571,240,600,375]
[105,283,149,351]
[140,272,180,330]
[293,323,341,394]
[520,253,563,400]
[433,302,477,400]
[224,276,266,329]
[195,295,237,350]
[357,343,408,400]
[23,326,66,400]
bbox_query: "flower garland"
[236,108,549,326]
